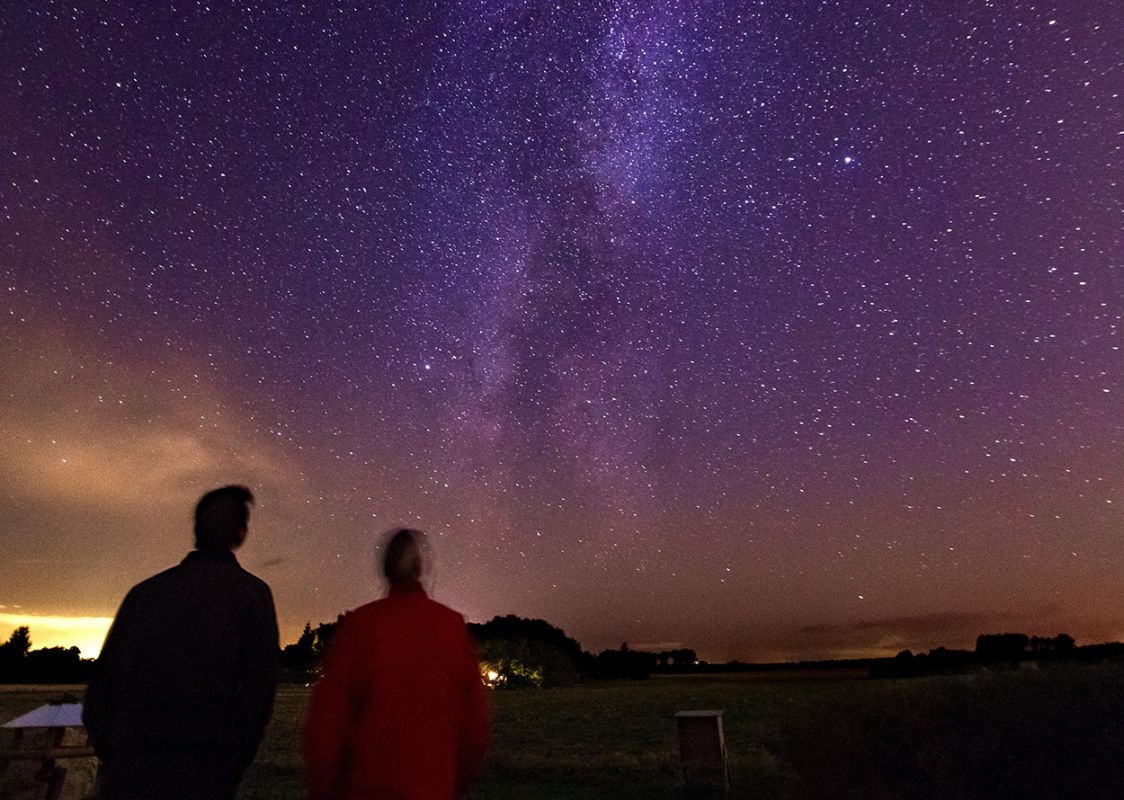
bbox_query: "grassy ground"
[5,664,1124,799]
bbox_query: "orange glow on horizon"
[0,613,113,659]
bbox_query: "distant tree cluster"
[654,648,698,670]
[0,627,93,683]
[279,619,340,681]
[976,632,1076,662]
[975,633,1031,662]
[467,618,697,684]
[869,647,975,678]
[469,615,584,688]
[871,632,1087,679]
[586,643,658,680]
[278,613,700,688]
[1030,633,1075,655]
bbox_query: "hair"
[194,485,255,552]
[382,528,425,585]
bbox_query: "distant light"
[486,669,500,682]
[843,156,854,165]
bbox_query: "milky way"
[1,2,1120,660]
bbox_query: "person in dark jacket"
[303,528,490,800]
[84,485,279,800]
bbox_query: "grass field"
[4,664,1124,799]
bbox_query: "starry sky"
[1,1,1120,662]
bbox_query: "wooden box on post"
[675,709,730,799]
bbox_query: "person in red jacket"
[303,528,490,800]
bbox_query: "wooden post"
[675,710,730,799]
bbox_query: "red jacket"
[303,583,490,800]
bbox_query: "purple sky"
[1,1,1120,661]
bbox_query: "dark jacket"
[84,549,279,775]
[303,582,490,800]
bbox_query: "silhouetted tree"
[654,648,698,672]
[280,619,340,680]
[0,629,93,683]
[1029,632,1077,658]
[976,633,1029,662]
[0,627,33,681]
[0,626,31,658]
[590,643,656,680]
[23,646,91,683]
[468,615,583,687]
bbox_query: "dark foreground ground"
[4,664,1124,799]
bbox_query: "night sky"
[1,2,1120,662]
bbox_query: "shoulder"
[182,552,274,599]
[426,596,467,625]
[234,565,274,598]
[125,562,184,600]
[224,566,276,625]
[415,596,472,639]
[339,599,387,628]
[323,604,381,654]
[341,594,466,627]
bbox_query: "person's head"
[381,528,426,586]
[194,485,254,552]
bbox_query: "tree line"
[279,614,696,687]
[4,619,1118,686]
[869,632,1094,678]
[0,626,93,683]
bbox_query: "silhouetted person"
[84,485,279,800]
[304,528,490,800]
